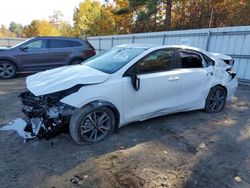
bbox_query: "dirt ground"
[0,76,249,188]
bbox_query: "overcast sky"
[0,0,91,27]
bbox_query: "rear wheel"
[205,86,227,113]
[70,106,115,145]
[0,61,17,79]
[70,59,83,65]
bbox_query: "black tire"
[0,61,17,79]
[69,106,115,145]
[205,86,227,113]
[70,59,83,65]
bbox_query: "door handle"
[207,72,214,76]
[168,76,179,81]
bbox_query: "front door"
[122,48,181,123]
[16,39,49,71]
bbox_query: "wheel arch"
[0,58,19,72]
[212,84,228,97]
[68,57,85,65]
[83,100,120,129]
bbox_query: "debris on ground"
[198,143,206,150]
[234,176,242,183]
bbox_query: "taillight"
[226,68,236,80]
[87,49,96,56]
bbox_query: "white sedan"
[20,44,238,144]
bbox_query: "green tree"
[9,22,23,37]
[73,0,102,37]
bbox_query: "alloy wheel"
[80,111,112,142]
[0,63,15,78]
[209,89,226,112]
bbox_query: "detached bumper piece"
[19,91,75,143]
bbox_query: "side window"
[67,41,82,47]
[133,49,175,74]
[203,54,215,66]
[48,39,82,48]
[25,40,45,49]
[48,39,67,48]
[180,51,203,68]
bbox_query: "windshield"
[83,47,146,74]
[11,38,34,48]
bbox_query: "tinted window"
[180,51,203,68]
[133,49,175,74]
[25,40,45,49]
[48,39,82,48]
[85,47,146,74]
[203,54,215,66]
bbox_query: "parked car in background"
[20,44,238,144]
[0,36,96,79]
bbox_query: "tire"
[69,106,116,145]
[205,86,227,113]
[0,61,17,79]
[70,59,83,65]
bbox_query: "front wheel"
[0,61,17,79]
[69,106,115,145]
[205,86,227,113]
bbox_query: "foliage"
[9,22,24,37]
[0,25,16,38]
[73,0,102,37]
[49,10,64,29]
[59,22,74,37]
[1,0,250,38]
[23,20,60,37]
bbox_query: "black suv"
[0,37,96,78]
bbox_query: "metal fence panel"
[0,38,26,47]
[88,26,250,80]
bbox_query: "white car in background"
[20,44,238,144]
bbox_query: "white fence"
[87,26,250,81]
[0,38,25,47]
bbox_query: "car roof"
[117,43,205,52]
[116,43,223,61]
[117,43,158,49]
[34,36,87,41]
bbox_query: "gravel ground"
[0,76,249,188]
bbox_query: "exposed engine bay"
[19,87,80,143]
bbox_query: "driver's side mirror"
[20,46,28,51]
[130,73,140,91]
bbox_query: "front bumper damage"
[19,91,75,143]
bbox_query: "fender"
[86,100,120,128]
[68,56,85,65]
[0,57,20,71]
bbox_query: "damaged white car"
[20,44,238,144]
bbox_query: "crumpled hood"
[26,65,110,96]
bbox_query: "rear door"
[47,39,73,68]
[16,39,49,71]
[176,49,215,110]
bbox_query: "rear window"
[48,39,82,48]
[180,51,203,68]
[203,54,215,66]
